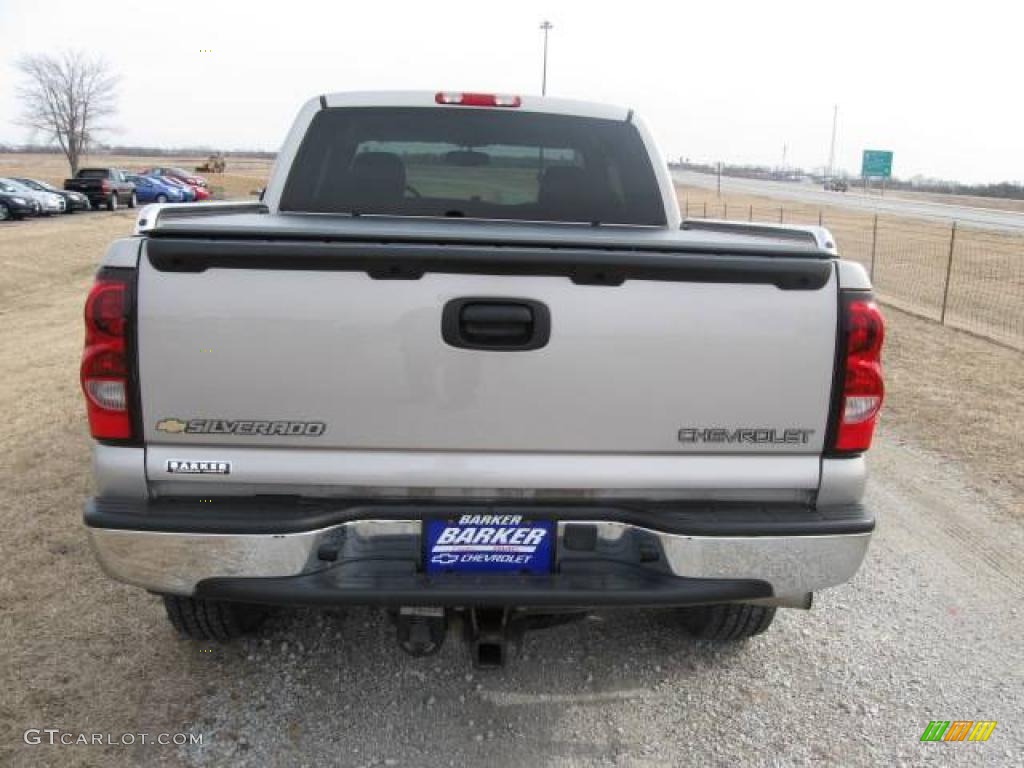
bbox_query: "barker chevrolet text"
[81,90,885,666]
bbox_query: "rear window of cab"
[280,107,666,226]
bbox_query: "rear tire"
[156,194,167,203]
[680,603,776,641]
[163,595,268,642]
[107,193,118,212]
[0,203,9,221]
[128,191,137,209]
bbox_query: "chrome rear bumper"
[87,518,871,602]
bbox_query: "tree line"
[1,143,276,159]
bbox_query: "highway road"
[673,170,1024,233]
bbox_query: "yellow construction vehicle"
[195,153,226,173]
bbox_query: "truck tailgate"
[136,238,837,493]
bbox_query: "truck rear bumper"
[84,498,873,606]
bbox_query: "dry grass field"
[677,185,1024,350]
[882,187,1024,214]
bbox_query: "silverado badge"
[155,418,326,436]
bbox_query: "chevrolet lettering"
[678,428,816,445]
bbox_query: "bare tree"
[15,50,119,176]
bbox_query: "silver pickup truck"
[81,91,884,665]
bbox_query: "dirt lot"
[1,208,1022,766]
[0,152,272,201]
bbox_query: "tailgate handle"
[462,305,531,337]
[442,298,550,351]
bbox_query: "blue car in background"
[126,174,186,204]
[152,175,197,202]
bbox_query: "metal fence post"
[748,204,753,222]
[724,202,728,219]
[818,210,823,226]
[940,221,958,324]
[703,201,707,218]
[869,214,878,281]
[779,207,784,223]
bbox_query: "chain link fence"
[681,196,1024,350]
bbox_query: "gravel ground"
[147,438,1021,768]
[1,212,1021,767]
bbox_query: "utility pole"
[540,21,553,96]
[827,104,838,180]
[717,161,722,197]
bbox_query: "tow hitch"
[394,607,586,667]
[393,606,522,666]
[465,608,526,668]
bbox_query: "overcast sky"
[1,0,1020,183]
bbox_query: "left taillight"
[828,294,885,454]
[81,269,136,441]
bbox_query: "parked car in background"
[154,175,198,202]
[187,183,212,201]
[824,178,848,192]
[142,166,208,189]
[11,177,91,213]
[164,174,211,201]
[126,174,186,204]
[0,177,64,215]
[64,168,137,211]
[0,181,41,220]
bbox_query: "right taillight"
[81,270,135,441]
[830,295,885,454]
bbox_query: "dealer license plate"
[423,514,555,575]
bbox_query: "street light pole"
[540,20,553,95]
[827,104,838,180]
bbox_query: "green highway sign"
[862,150,894,178]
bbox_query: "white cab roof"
[321,91,631,121]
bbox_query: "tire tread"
[682,603,776,641]
[162,595,265,642]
